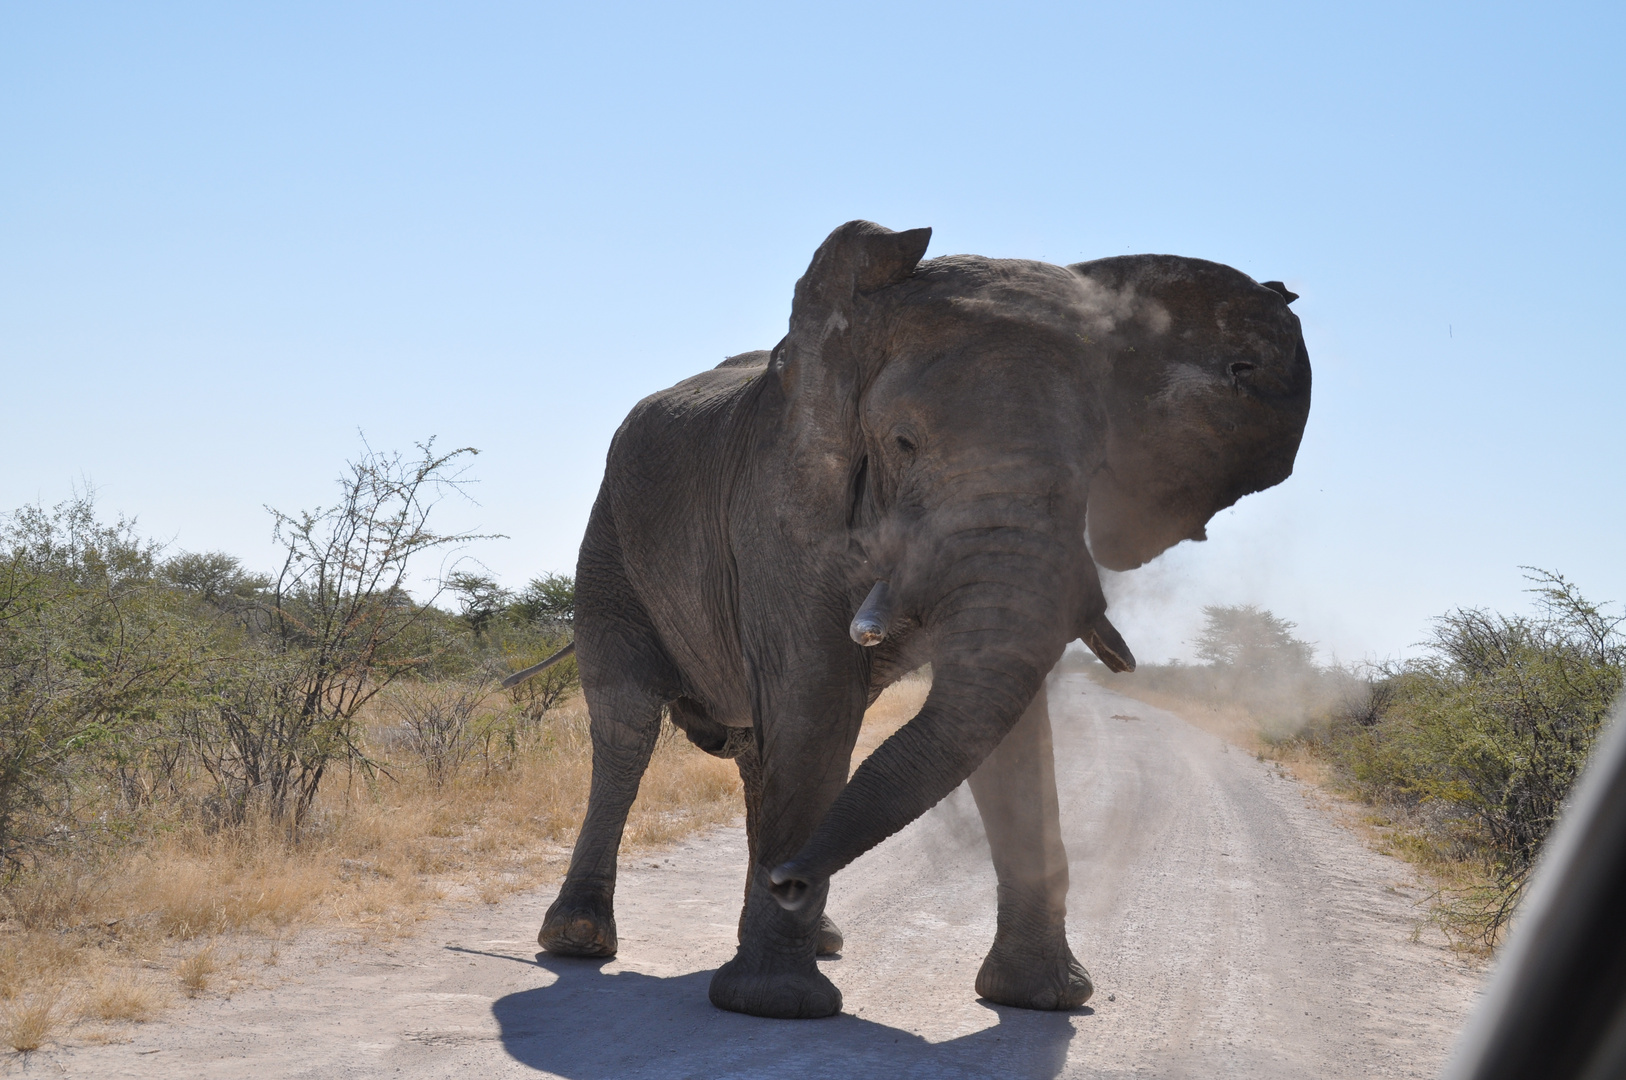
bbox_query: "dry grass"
[1100,682,1272,756]
[82,971,165,1023]
[1093,678,1342,784]
[1,991,59,1052]
[0,678,938,1042]
[175,947,217,997]
[0,690,750,1041]
[852,672,932,774]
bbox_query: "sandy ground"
[49,674,1485,1078]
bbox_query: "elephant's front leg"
[710,674,865,1018]
[735,740,844,957]
[967,682,1094,1009]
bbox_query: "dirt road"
[62,674,1484,1078]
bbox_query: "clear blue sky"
[2,2,1621,664]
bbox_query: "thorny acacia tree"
[1194,604,1317,674]
[192,440,491,823]
[445,571,510,640]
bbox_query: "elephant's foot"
[816,913,844,957]
[709,953,842,1018]
[538,887,617,957]
[974,934,1093,1010]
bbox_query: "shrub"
[1320,571,1623,940]
[0,441,512,855]
[510,574,574,631]
[388,676,496,785]
[0,496,205,867]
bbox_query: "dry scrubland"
[7,440,1614,1050]
[0,440,935,1054]
[0,444,759,1053]
[0,690,742,1050]
[0,654,929,1054]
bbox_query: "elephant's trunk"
[771,528,1077,907]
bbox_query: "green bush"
[445,568,579,721]
[0,496,208,864]
[1320,571,1622,940]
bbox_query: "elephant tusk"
[849,580,893,646]
[1083,614,1136,673]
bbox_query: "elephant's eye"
[1228,361,1255,377]
[895,435,918,454]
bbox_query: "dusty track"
[60,674,1484,1078]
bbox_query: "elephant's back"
[595,359,765,721]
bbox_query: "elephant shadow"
[488,952,1083,1080]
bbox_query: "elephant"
[531,220,1311,1020]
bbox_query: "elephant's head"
[1069,255,1312,571]
[764,221,1310,904]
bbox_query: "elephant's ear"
[773,221,931,483]
[1074,255,1312,571]
[788,221,933,332]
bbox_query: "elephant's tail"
[499,641,576,689]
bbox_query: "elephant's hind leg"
[539,500,671,958]
[538,681,663,957]
[966,682,1093,1010]
[815,913,845,957]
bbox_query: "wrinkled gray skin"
[539,221,1311,1019]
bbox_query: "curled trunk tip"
[768,862,813,910]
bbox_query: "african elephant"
[533,220,1311,1019]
